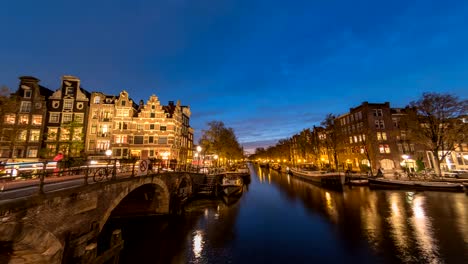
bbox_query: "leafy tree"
[199,121,244,164]
[404,92,468,176]
[320,114,341,170]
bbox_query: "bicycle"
[93,166,115,182]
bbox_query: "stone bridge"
[0,172,207,263]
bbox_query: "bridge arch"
[99,177,170,230]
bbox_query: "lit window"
[60,128,70,140]
[384,144,391,153]
[32,115,42,125]
[19,114,29,125]
[29,130,40,142]
[73,128,82,140]
[47,128,58,140]
[4,114,15,124]
[349,136,353,143]
[379,144,385,153]
[94,96,101,104]
[115,135,127,144]
[17,130,27,141]
[27,147,38,157]
[117,109,129,117]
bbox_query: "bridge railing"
[0,159,214,197]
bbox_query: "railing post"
[112,159,117,180]
[38,161,47,194]
[84,164,89,185]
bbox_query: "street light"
[402,154,410,173]
[105,149,112,165]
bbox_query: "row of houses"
[290,101,467,173]
[0,75,194,165]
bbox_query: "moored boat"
[287,164,345,189]
[368,178,464,192]
[270,163,281,171]
[221,174,243,196]
[348,179,369,186]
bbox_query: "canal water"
[114,164,468,263]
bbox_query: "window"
[115,135,127,144]
[397,144,403,152]
[27,147,38,157]
[410,144,415,152]
[4,114,15,124]
[19,115,29,125]
[149,150,154,156]
[150,112,155,118]
[20,101,31,112]
[47,128,58,140]
[401,131,407,140]
[63,99,73,111]
[73,128,82,140]
[149,136,154,143]
[151,105,155,110]
[137,124,143,130]
[32,115,42,125]
[74,113,84,123]
[384,144,391,153]
[160,126,166,131]
[117,109,129,117]
[158,137,167,144]
[88,140,95,150]
[375,120,385,129]
[94,96,101,104]
[62,113,73,123]
[376,132,387,141]
[24,90,32,98]
[60,128,70,140]
[115,148,122,157]
[134,136,144,144]
[91,125,97,134]
[29,130,40,141]
[76,102,84,110]
[349,136,353,143]
[373,109,383,117]
[1,129,12,141]
[49,113,60,123]
[52,101,60,108]
[121,101,126,106]
[65,86,74,96]
[393,118,399,128]
[150,124,155,130]
[17,130,27,141]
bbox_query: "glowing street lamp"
[402,154,410,173]
[214,154,219,169]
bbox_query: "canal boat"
[236,164,250,174]
[348,179,369,186]
[270,163,281,171]
[222,185,244,206]
[368,178,464,192]
[221,174,243,196]
[287,164,345,189]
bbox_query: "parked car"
[443,170,468,179]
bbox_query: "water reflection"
[117,164,467,263]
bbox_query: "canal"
[111,164,468,263]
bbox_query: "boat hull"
[288,168,345,190]
[369,178,464,192]
[222,185,243,196]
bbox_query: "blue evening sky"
[1,0,467,153]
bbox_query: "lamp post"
[196,146,202,172]
[105,149,112,164]
[214,154,219,172]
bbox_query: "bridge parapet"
[0,170,207,263]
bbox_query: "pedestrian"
[53,151,64,176]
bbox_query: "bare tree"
[404,92,468,176]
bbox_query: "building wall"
[43,76,90,158]
[0,76,52,161]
